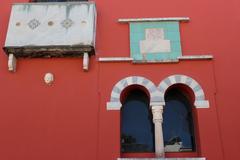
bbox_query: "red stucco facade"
[0,0,239,160]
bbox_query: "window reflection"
[163,88,195,152]
[121,89,154,153]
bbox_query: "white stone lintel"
[118,17,190,23]
[99,57,133,62]
[98,55,213,63]
[8,54,17,72]
[107,102,122,110]
[178,55,213,60]
[194,100,210,108]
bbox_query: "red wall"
[0,0,240,160]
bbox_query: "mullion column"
[151,105,164,157]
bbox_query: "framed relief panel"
[130,21,182,62]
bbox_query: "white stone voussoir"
[107,76,159,110]
[158,74,209,109]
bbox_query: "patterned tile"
[28,19,40,30]
[61,18,74,29]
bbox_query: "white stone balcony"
[4,2,96,58]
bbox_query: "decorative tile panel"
[130,22,182,61]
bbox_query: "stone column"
[151,105,164,157]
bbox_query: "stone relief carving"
[28,19,41,30]
[44,73,54,85]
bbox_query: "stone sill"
[118,158,205,160]
[98,55,213,63]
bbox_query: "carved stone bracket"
[8,54,17,72]
[83,52,89,71]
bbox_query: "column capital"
[151,105,164,123]
[151,105,164,110]
[150,101,165,106]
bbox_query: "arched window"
[121,88,155,153]
[163,86,196,152]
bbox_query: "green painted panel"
[129,21,182,61]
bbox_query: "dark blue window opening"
[121,89,155,153]
[163,87,196,152]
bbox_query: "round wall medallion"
[44,73,54,85]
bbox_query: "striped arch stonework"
[107,76,161,110]
[158,74,210,108]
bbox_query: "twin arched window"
[121,86,196,153]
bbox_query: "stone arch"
[107,76,160,110]
[158,74,209,108]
